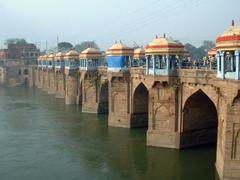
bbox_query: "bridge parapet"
[178,69,217,85]
[178,69,216,78]
[130,67,145,76]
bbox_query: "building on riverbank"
[0,43,40,86]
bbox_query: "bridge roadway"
[28,65,240,180]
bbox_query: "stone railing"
[130,67,146,76]
[178,69,217,79]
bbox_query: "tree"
[4,38,27,46]
[185,43,197,59]
[75,41,99,52]
[202,40,215,50]
[58,42,73,52]
[185,40,215,60]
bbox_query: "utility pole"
[45,41,48,52]
[57,36,59,52]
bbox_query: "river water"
[0,86,219,180]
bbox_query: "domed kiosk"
[107,42,134,72]
[145,35,185,75]
[216,20,240,79]
[79,48,102,71]
[133,48,145,67]
[208,48,216,57]
[37,56,43,68]
[47,53,55,70]
[207,48,217,69]
[42,55,47,69]
[55,52,65,70]
[64,50,79,71]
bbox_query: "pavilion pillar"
[166,55,170,72]
[146,56,149,75]
[152,55,155,75]
[128,56,132,68]
[235,50,240,80]
[220,52,225,79]
[230,55,234,71]
[217,52,225,79]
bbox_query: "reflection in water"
[0,86,219,180]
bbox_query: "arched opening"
[131,83,149,128]
[98,81,109,113]
[181,89,218,148]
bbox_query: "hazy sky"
[0,0,239,50]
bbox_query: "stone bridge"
[28,21,240,179]
[29,66,240,180]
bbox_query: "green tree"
[75,41,99,52]
[58,42,73,52]
[185,41,215,60]
[4,38,27,46]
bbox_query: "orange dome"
[79,48,102,59]
[64,50,79,60]
[55,52,65,61]
[216,21,240,51]
[47,53,55,61]
[42,55,47,61]
[107,42,134,56]
[133,48,145,59]
[145,36,184,55]
[38,56,42,61]
[208,48,217,56]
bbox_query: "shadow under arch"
[131,82,149,128]
[98,81,109,113]
[181,89,218,148]
[77,81,82,105]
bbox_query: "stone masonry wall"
[147,82,179,148]
[55,73,65,98]
[65,75,78,104]
[48,71,56,94]
[108,75,131,128]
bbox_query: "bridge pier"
[215,85,240,180]
[65,72,78,105]
[55,72,65,98]
[47,71,56,94]
[82,71,108,113]
[108,72,132,128]
[28,66,35,87]
[37,69,44,88]
[108,70,151,128]
[43,70,50,91]
[146,80,180,148]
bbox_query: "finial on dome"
[163,33,166,38]
[232,20,235,26]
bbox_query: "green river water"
[0,86,220,180]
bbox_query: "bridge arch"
[131,83,149,128]
[182,85,219,111]
[181,89,218,148]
